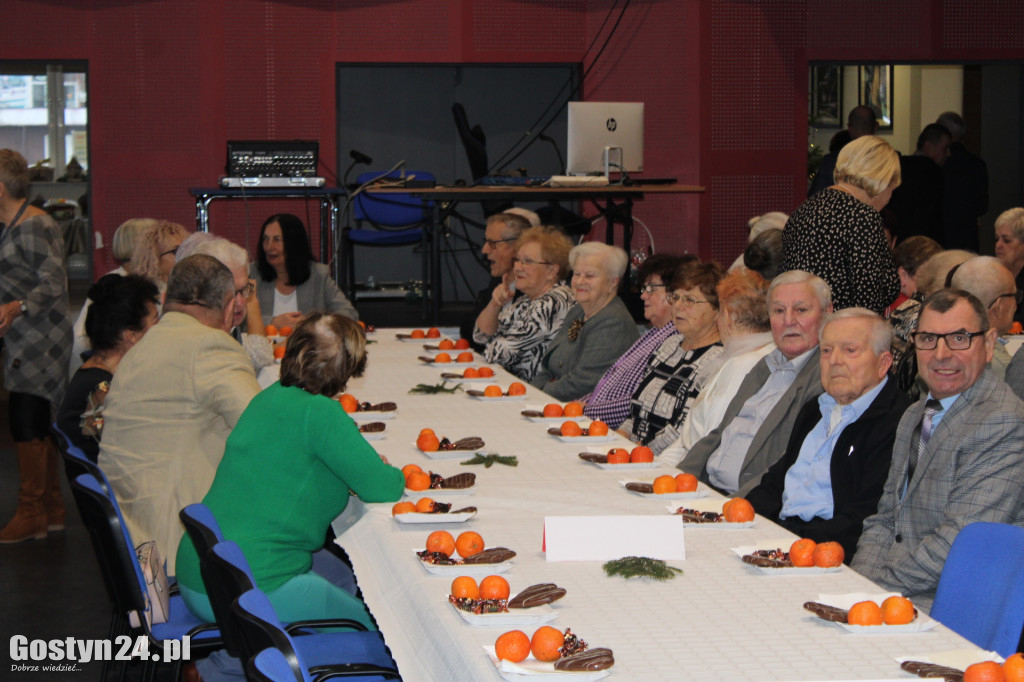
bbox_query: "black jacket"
[745,377,911,562]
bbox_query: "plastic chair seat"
[292,630,396,672]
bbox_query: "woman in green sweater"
[175,313,404,627]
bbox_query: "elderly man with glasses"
[851,288,1024,612]
[951,255,1020,379]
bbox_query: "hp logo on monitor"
[605,118,617,132]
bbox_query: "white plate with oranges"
[619,475,711,500]
[580,446,659,470]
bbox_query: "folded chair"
[931,522,1024,657]
[70,474,221,682]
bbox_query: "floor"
[0,291,470,680]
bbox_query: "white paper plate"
[482,646,610,681]
[619,480,711,500]
[392,510,476,524]
[452,602,557,627]
[441,373,498,383]
[834,617,938,634]
[895,649,1003,670]
[420,359,474,367]
[404,486,475,498]
[396,334,446,343]
[664,503,757,529]
[524,415,589,424]
[553,434,617,444]
[588,460,659,471]
[418,447,486,460]
[414,550,513,576]
[360,431,386,441]
[470,393,528,402]
[349,410,397,421]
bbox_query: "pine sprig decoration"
[408,381,464,395]
[603,556,683,581]
[460,453,518,468]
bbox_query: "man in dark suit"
[852,289,1024,612]
[678,270,832,496]
[809,105,877,196]
[887,124,950,244]
[746,308,911,562]
[936,111,988,252]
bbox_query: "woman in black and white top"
[473,226,574,382]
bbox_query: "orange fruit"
[560,421,583,437]
[279,325,293,337]
[588,420,608,436]
[479,575,510,601]
[357,320,366,330]
[455,531,484,559]
[813,541,845,568]
[674,473,698,491]
[338,394,359,413]
[391,501,416,516]
[406,471,431,491]
[483,385,503,397]
[542,403,564,417]
[880,595,915,625]
[438,338,455,350]
[1003,653,1024,682]
[456,351,474,363]
[451,576,479,600]
[265,324,279,336]
[478,367,495,377]
[401,463,422,480]
[530,626,565,662]
[652,475,677,494]
[425,530,456,556]
[410,329,426,338]
[563,401,584,417]
[494,630,531,663]
[455,338,471,350]
[788,538,817,567]
[606,448,629,464]
[418,428,436,437]
[507,382,527,395]
[723,497,755,523]
[426,327,441,338]
[273,345,286,360]
[417,433,440,452]
[847,600,883,626]
[964,661,1006,682]
[463,367,480,378]
[630,446,654,463]
[435,352,452,363]
[415,497,435,513]
[1011,322,1024,335]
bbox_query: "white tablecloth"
[330,329,971,682]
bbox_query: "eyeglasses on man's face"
[640,283,667,295]
[483,237,517,249]
[513,257,553,267]
[989,291,1023,308]
[911,329,988,351]
[235,281,255,298]
[667,291,709,306]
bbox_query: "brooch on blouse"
[567,318,585,343]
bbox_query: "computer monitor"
[565,102,644,176]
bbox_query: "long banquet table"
[329,329,975,682]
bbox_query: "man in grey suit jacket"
[852,289,1024,612]
[679,270,832,496]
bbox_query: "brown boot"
[43,439,66,532]
[0,439,49,543]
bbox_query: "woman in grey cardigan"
[253,213,358,328]
[531,242,639,401]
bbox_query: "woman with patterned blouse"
[618,261,727,455]
[781,135,901,315]
[473,226,574,381]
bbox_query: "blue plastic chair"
[51,422,110,493]
[231,583,400,681]
[930,522,1024,657]
[342,170,435,305]
[70,474,221,682]
[248,646,307,682]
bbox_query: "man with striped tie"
[851,289,1024,612]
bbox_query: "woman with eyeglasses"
[580,254,692,428]
[473,225,574,381]
[253,213,358,329]
[531,242,640,400]
[994,207,1024,326]
[128,220,190,293]
[617,260,727,454]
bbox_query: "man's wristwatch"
[17,300,27,315]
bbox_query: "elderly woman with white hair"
[994,207,1024,326]
[531,242,640,400]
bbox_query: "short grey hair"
[485,212,531,240]
[767,270,832,311]
[951,256,1015,309]
[936,111,966,140]
[195,238,249,271]
[164,254,234,311]
[569,242,628,281]
[112,218,159,262]
[819,307,892,355]
[504,206,541,227]
[915,250,974,298]
[996,207,1024,243]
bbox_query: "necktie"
[908,399,943,484]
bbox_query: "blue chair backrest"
[931,521,1024,657]
[248,647,309,682]
[179,503,225,560]
[52,422,111,493]
[353,170,434,227]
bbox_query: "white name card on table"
[544,515,685,562]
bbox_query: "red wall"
[5,0,1024,276]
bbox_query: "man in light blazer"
[678,270,832,496]
[852,289,1024,612]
